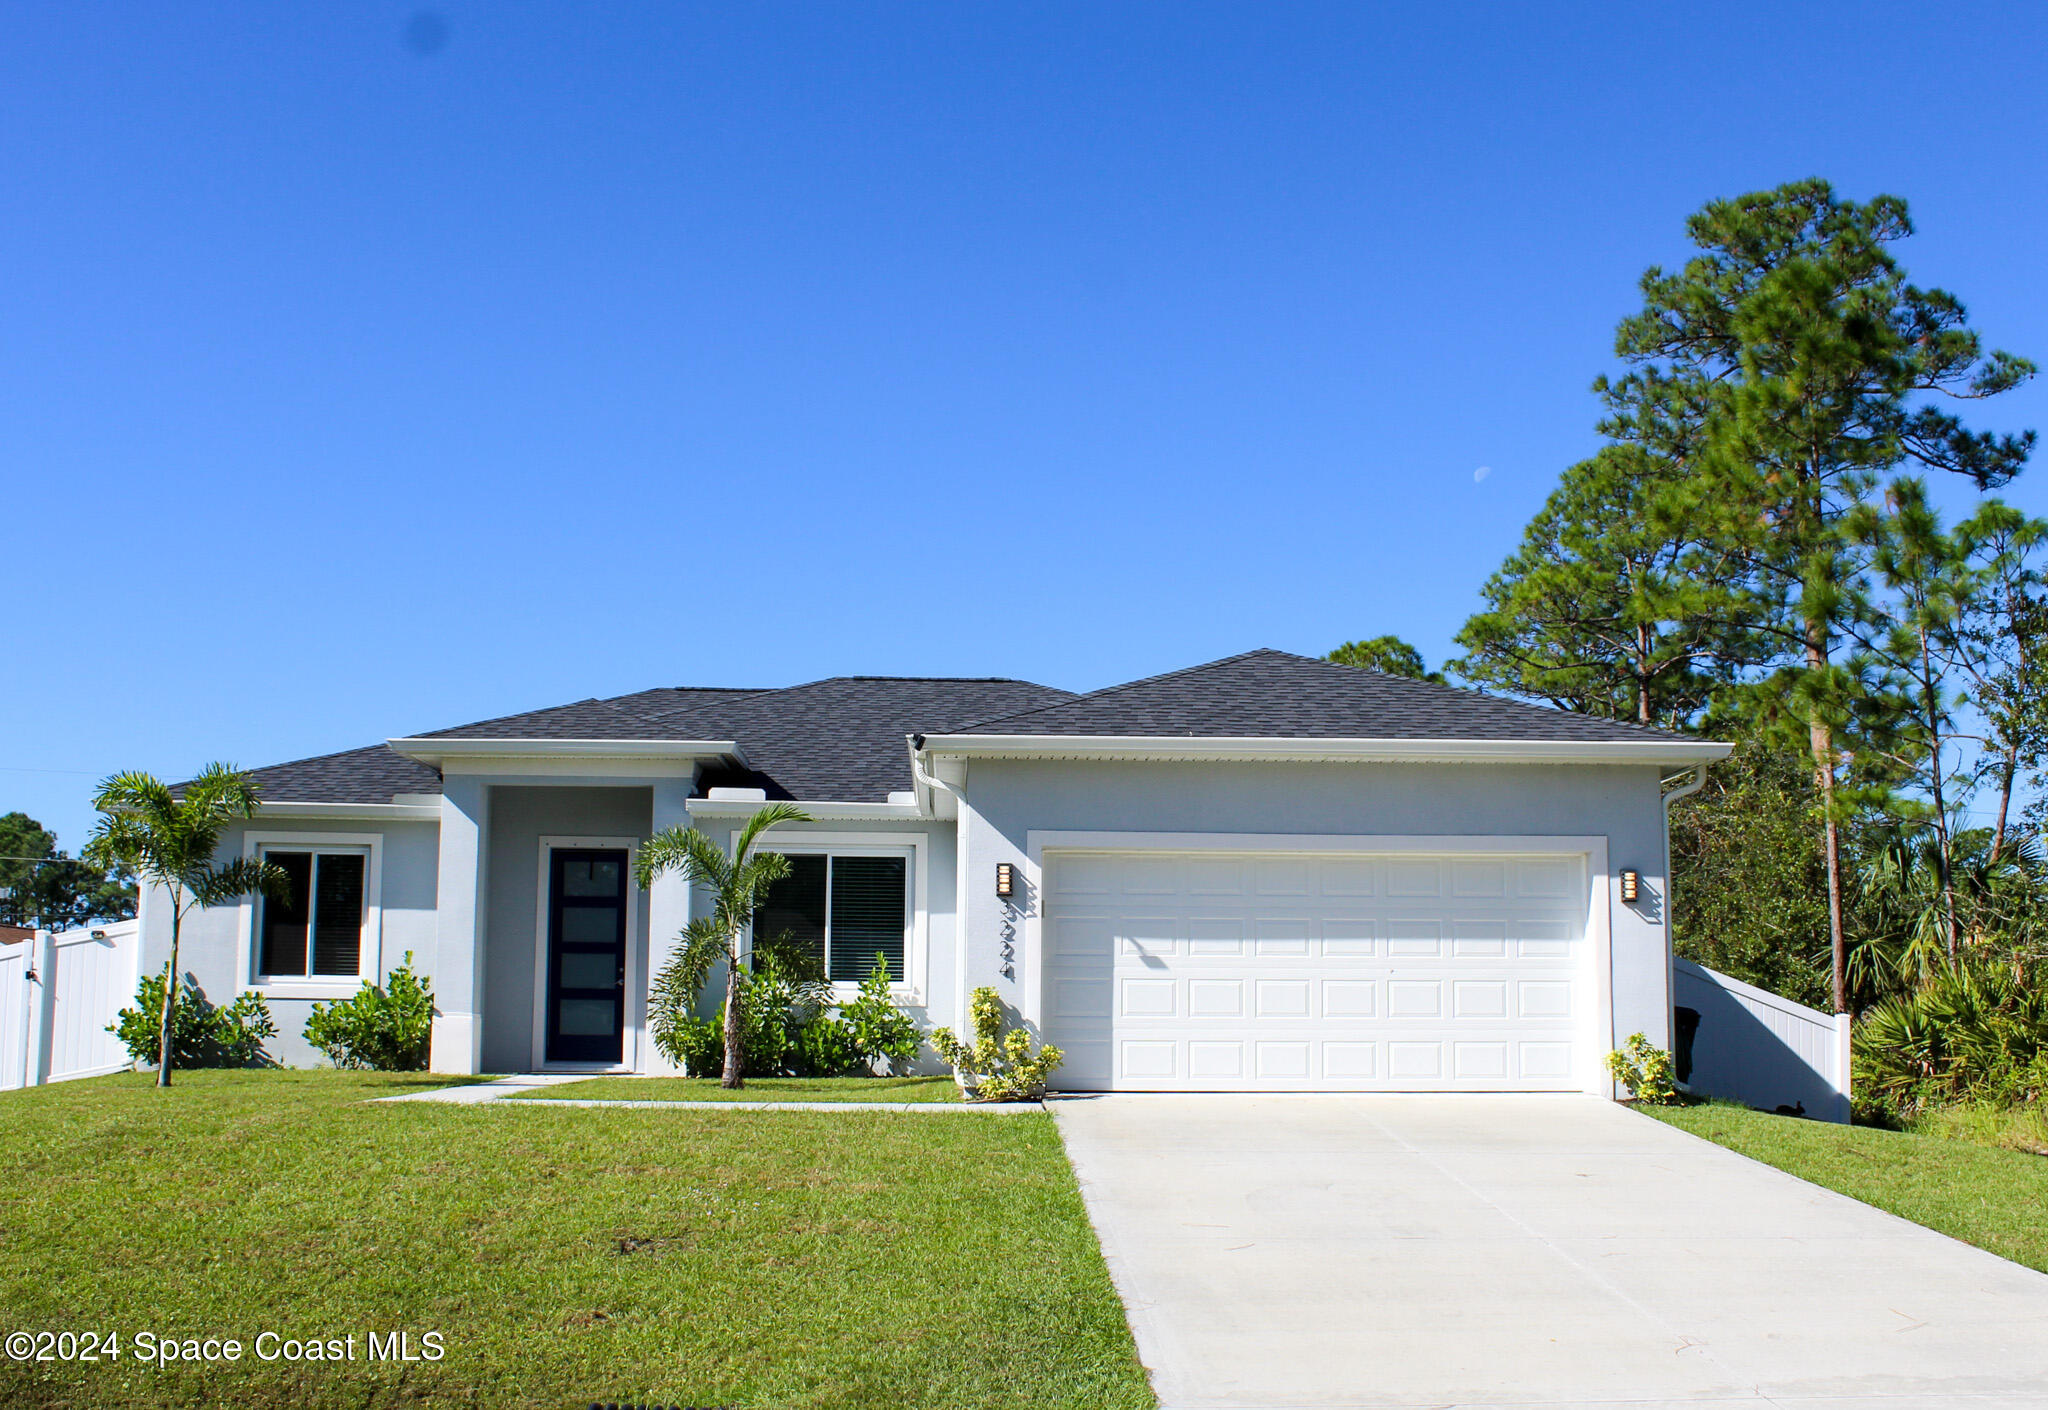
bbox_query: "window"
[756,852,908,983]
[257,847,369,979]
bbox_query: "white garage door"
[1039,849,1593,1092]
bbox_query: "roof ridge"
[634,685,792,727]
[1310,657,1692,740]
[947,648,1286,731]
[252,741,406,770]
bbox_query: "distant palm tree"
[84,765,290,1087]
[635,803,810,1089]
[1852,829,2045,1005]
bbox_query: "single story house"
[142,649,1732,1092]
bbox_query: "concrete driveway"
[1052,1095,2048,1410]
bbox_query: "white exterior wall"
[955,758,1675,1089]
[130,757,1677,1083]
[138,817,441,1069]
[691,813,960,1059]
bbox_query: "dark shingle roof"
[244,744,444,806]
[415,687,769,741]
[683,677,1076,801]
[236,677,1073,806]
[224,649,1694,808]
[950,648,1691,744]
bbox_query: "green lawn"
[0,1071,1151,1410]
[510,1075,963,1103]
[1646,1101,2048,1274]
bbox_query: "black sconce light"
[995,862,1016,899]
[1619,869,1640,904]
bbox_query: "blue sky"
[5,3,2046,848]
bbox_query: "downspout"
[908,735,973,1036]
[1660,764,1707,1081]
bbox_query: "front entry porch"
[429,778,695,1076]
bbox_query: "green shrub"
[835,957,922,1073]
[302,954,436,1071]
[1605,1032,1680,1103]
[649,951,922,1079]
[930,986,1063,1101]
[1856,962,2048,1114]
[108,968,275,1069]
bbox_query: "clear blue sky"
[6,3,2046,848]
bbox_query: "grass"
[1645,1100,2048,1274]
[0,1070,1151,1410]
[508,1075,963,1103]
[1908,1100,2048,1156]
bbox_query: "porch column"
[429,777,490,1074]
[641,779,692,1075]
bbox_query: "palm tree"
[634,802,810,1089]
[84,765,290,1087]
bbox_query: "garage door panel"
[1188,918,1244,954]
[1385,860,1443,897]
[1042,849,1588,1092]
[1451,860,1507,897]
[1188,978,1245,1017]
[1452,919,1508,956]
[1322,979,1376,1016]
[1119,978,1177,1017]
[1255,919,1312,955]
[1318,859,1376,896]
[1053,915,1116,958]
[1387,919,1443,956]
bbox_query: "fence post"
[1832,1012,1853,1125]
[24,930,56,1087]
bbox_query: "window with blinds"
[257,848,368,979]
[756,852,908,983]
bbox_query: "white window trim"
[237,831,384,1000]
[1021,830,1613,1095]
[532,836,643,1075]
[760,831,927,1005]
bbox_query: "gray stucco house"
[142,649,1733,1091]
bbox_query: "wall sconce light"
[1620,869,1640,904]
[995,862,1016,899]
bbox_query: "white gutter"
[912,733,1732,766]
[257,801,443,822]
[1660,762,1711,1067]
[386,737,746,767]
[686,798,925,822]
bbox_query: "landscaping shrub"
[651,951,921,1079]
[1605,1032,1680,1103]
[930,986,1063,1100]
[1855,961,2048,1115]
[302,953,436,1070]
[109,968,275,1069]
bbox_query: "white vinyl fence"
[0,919,141,1090]
[1673,957,1851,1122]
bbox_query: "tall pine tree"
[1611,179,2034,1011]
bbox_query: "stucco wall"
[953,757,1676,1083]
[138,817,441,1069]
[480,786,652,1073]
[692,814,959,1056]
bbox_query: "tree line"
[1338,178,2045,1023]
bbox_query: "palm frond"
[731,803,812,862]
[193,857,294,909]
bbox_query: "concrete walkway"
[1051,1094,2048,1410]
[374,1075,1039,1112]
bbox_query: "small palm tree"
[84,764,290,1087]
[634,802,810,1089]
